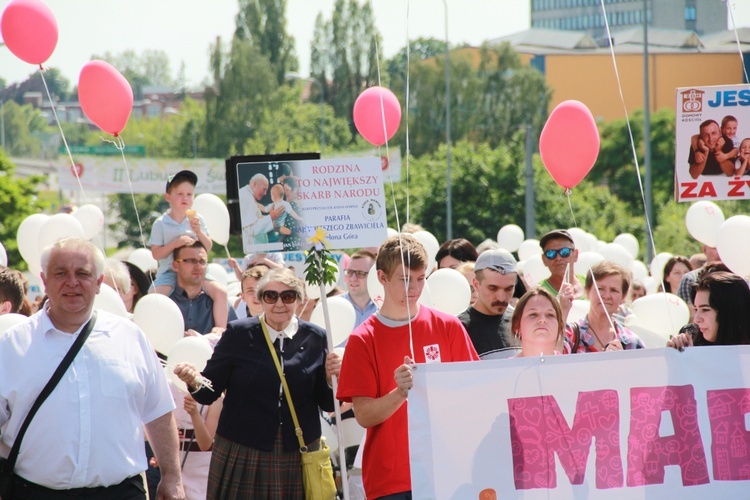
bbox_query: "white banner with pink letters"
[408,346,750,499]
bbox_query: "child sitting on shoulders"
[149,170,228,330]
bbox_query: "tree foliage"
[388,42,550,157]
[0,101,51,157]
[91,49,176,99]
[310,0,383,139]
[0,151,49,269]
[234,0,298,85]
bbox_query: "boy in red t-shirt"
[337,234,479,499]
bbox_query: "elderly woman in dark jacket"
[175,268,340,499]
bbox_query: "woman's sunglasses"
[544,247,574,260]
[262,290,299,304]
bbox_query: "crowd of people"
[0,169,748,499]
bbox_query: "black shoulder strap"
[5,311,98,469]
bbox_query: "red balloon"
[0,0,58,65]
[539,100,600,189]
[78,61,134,136]
[353,86,402,146]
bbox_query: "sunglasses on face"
[544,247,574,260]
[262,290,298,304]
[344,270,368,279]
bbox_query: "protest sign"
[409,346,750,499]
[235,157,387,254]
[675,85,750,201]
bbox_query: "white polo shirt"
[0,308,174,489]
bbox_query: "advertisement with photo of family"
[675,84,750,202]
[236,157,388,254]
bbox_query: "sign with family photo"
[675,84,750,202]
[235,157,388,253]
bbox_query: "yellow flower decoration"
[307,226,330,249]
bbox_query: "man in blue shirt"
[341,250,378,330]
[169,241,237,335]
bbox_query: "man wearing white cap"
[458,249,517,356]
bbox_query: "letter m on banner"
[508,390,623,489]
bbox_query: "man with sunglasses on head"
[458,249,518,356]
[539,229,586,301]
[170,241,237,337]
[342,250,378,331]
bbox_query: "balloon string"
[39,68,89,204]
[404,0,411,231]
[598,0,658,263]
[111,135,149,251]
[223,245,231,260]
[727,2,750,84]
[367,0,415,363]
[565,189,577,228]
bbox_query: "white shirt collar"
[263,315,299,345]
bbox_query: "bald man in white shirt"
[0,237,184,499]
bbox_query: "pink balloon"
[539,100,600,189]
[78,61,134,136]
[353,86,402,146]
[0,0,58,65]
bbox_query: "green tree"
[0,151,49,269]
[0,100,50,157]
[310,0,383,139]
[593,108,676,214]
[235,0,298,85]
[91,49,175,99]
[387,139,642,247]
[205,38,278,157]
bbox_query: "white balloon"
[0,241,7,267]
[522,254,550,287]
[583,232,598,252]
[309,296,356,346]
[386,228,399,238]
[685,201,725,247]
[73,204,105,240]
[496,224,524,252]
[133,294,185,355]
[426,268,471,316]
[716,215,750,278]
[625,322,668,349]
[0,313,29,334]
[629,292,690,341]
[613,233,639,259]
[412,230,439,275]
[567,300,590,324]
[37,213,85,253]
[17,214,49,267]
[597,243,634,270]
[192,194,230,245]
[167,336,213,392]
[515,259,526,275]
[518,239,542,261]
[94,283,129,317]
[642,276,660,295]
[631,260,649,283]
[206,263,229,288]
[576,251,605,280]
[567,228,590,252]
[649,252,673,283]
[418,281,433,307]
[128,248,158,274]
[366,264,384,309]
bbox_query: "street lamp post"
[443,0,452,240]
[285,72,325,155]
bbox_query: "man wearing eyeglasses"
[458,249,518,356]
[539,229,585,300]
[170,241,237,336]
[341,250,378,331]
